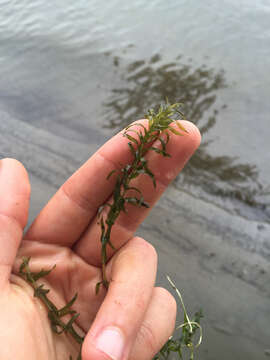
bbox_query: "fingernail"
[96,326,125,360]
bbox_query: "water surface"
[0,1,269,359]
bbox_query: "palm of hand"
[2,243,101,360]
[1,255,80,360]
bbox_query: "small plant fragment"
[153,276,203,360]
[19,257,84,360]
[97,101,188,289]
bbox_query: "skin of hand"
[0,120,200,360]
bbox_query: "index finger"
[24,120,150,247]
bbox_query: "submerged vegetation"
[19,102,203,360]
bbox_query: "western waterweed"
[19,101,202,359]
[96,101,187,290]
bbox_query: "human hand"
[0,119,200,360]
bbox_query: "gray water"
[0,1,270,359]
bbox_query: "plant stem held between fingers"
[96,101,188,291]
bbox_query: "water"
[0,1,269,359]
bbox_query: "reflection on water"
[103,54,270,220]
[104,53,226,130]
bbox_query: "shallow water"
[0,1,269,359]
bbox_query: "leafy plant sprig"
[97,101,187,290]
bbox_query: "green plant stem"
[98,101,187,289]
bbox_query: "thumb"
[81,237,157,360]
[0,159,30,290]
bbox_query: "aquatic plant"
[19,101,202,360]
[97,101,187,289]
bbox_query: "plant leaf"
[126,122,148,135]
[150,147,171,157]
[143,163,156,187]
[57,293,78,317]
[107,169,117,180]
[31,265,56,281]
[19,256,30,273]
[95,281,102,295]
[123,133,139,145]
[127,142,136,156]
[168,126,183,136]
[176,121,188,133]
